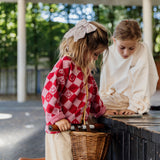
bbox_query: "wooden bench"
[99,110,160,160]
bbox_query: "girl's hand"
[55,119,71,132]
[119,109,135,115]
[104,109,119,116]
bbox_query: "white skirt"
[45,131,73,160]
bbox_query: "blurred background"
[0,2,159,98]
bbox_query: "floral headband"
[64,19,97,42]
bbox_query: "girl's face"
[92,47,106,61]
[113,38,138,59]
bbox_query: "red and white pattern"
[41,56,106,133]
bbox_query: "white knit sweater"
[99,42,159,114]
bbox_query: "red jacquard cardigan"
[41,56,106,133]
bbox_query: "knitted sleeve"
[90,77,106,118]
[41,57,70,125]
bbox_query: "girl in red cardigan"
[41,19,108,160]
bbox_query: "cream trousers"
[45,131,73,160]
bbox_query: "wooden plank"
[146,141,156,160]
[99,111,160,160]
[138,138,145,160]
[155,144,160,160]
[130,135,138,160]
[152,128,160,144]
[124,132,130,160]
[111,129,124,160]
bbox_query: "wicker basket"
[70,131,110,160]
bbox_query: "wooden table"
[99,111,160,160]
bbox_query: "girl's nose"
[123,49,130,56]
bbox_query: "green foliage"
[94,5,126,33]
[153,6,160,56]
[0,2,160,70]
[0,3,17,68]
[26,3,70,68]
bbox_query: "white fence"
[0,68,100,95]
[0,68,50,95]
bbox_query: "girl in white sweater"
[100,19,159,115]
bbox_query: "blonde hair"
[113,19,142,41]
[59,21,108,81]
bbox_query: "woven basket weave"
[70,131,110,160]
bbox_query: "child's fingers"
[55,119,71,131]
[66,122,71,130]
[119,110,125,115]
[105,110,118,115]
[59,125,67,131]
[62,124,70,131]
[119,109,135,115]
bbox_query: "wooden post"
[17,0,26,102]
[143,0,153,52]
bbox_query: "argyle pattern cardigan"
[41,56,106,133]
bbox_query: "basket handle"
[48,123,105,132]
